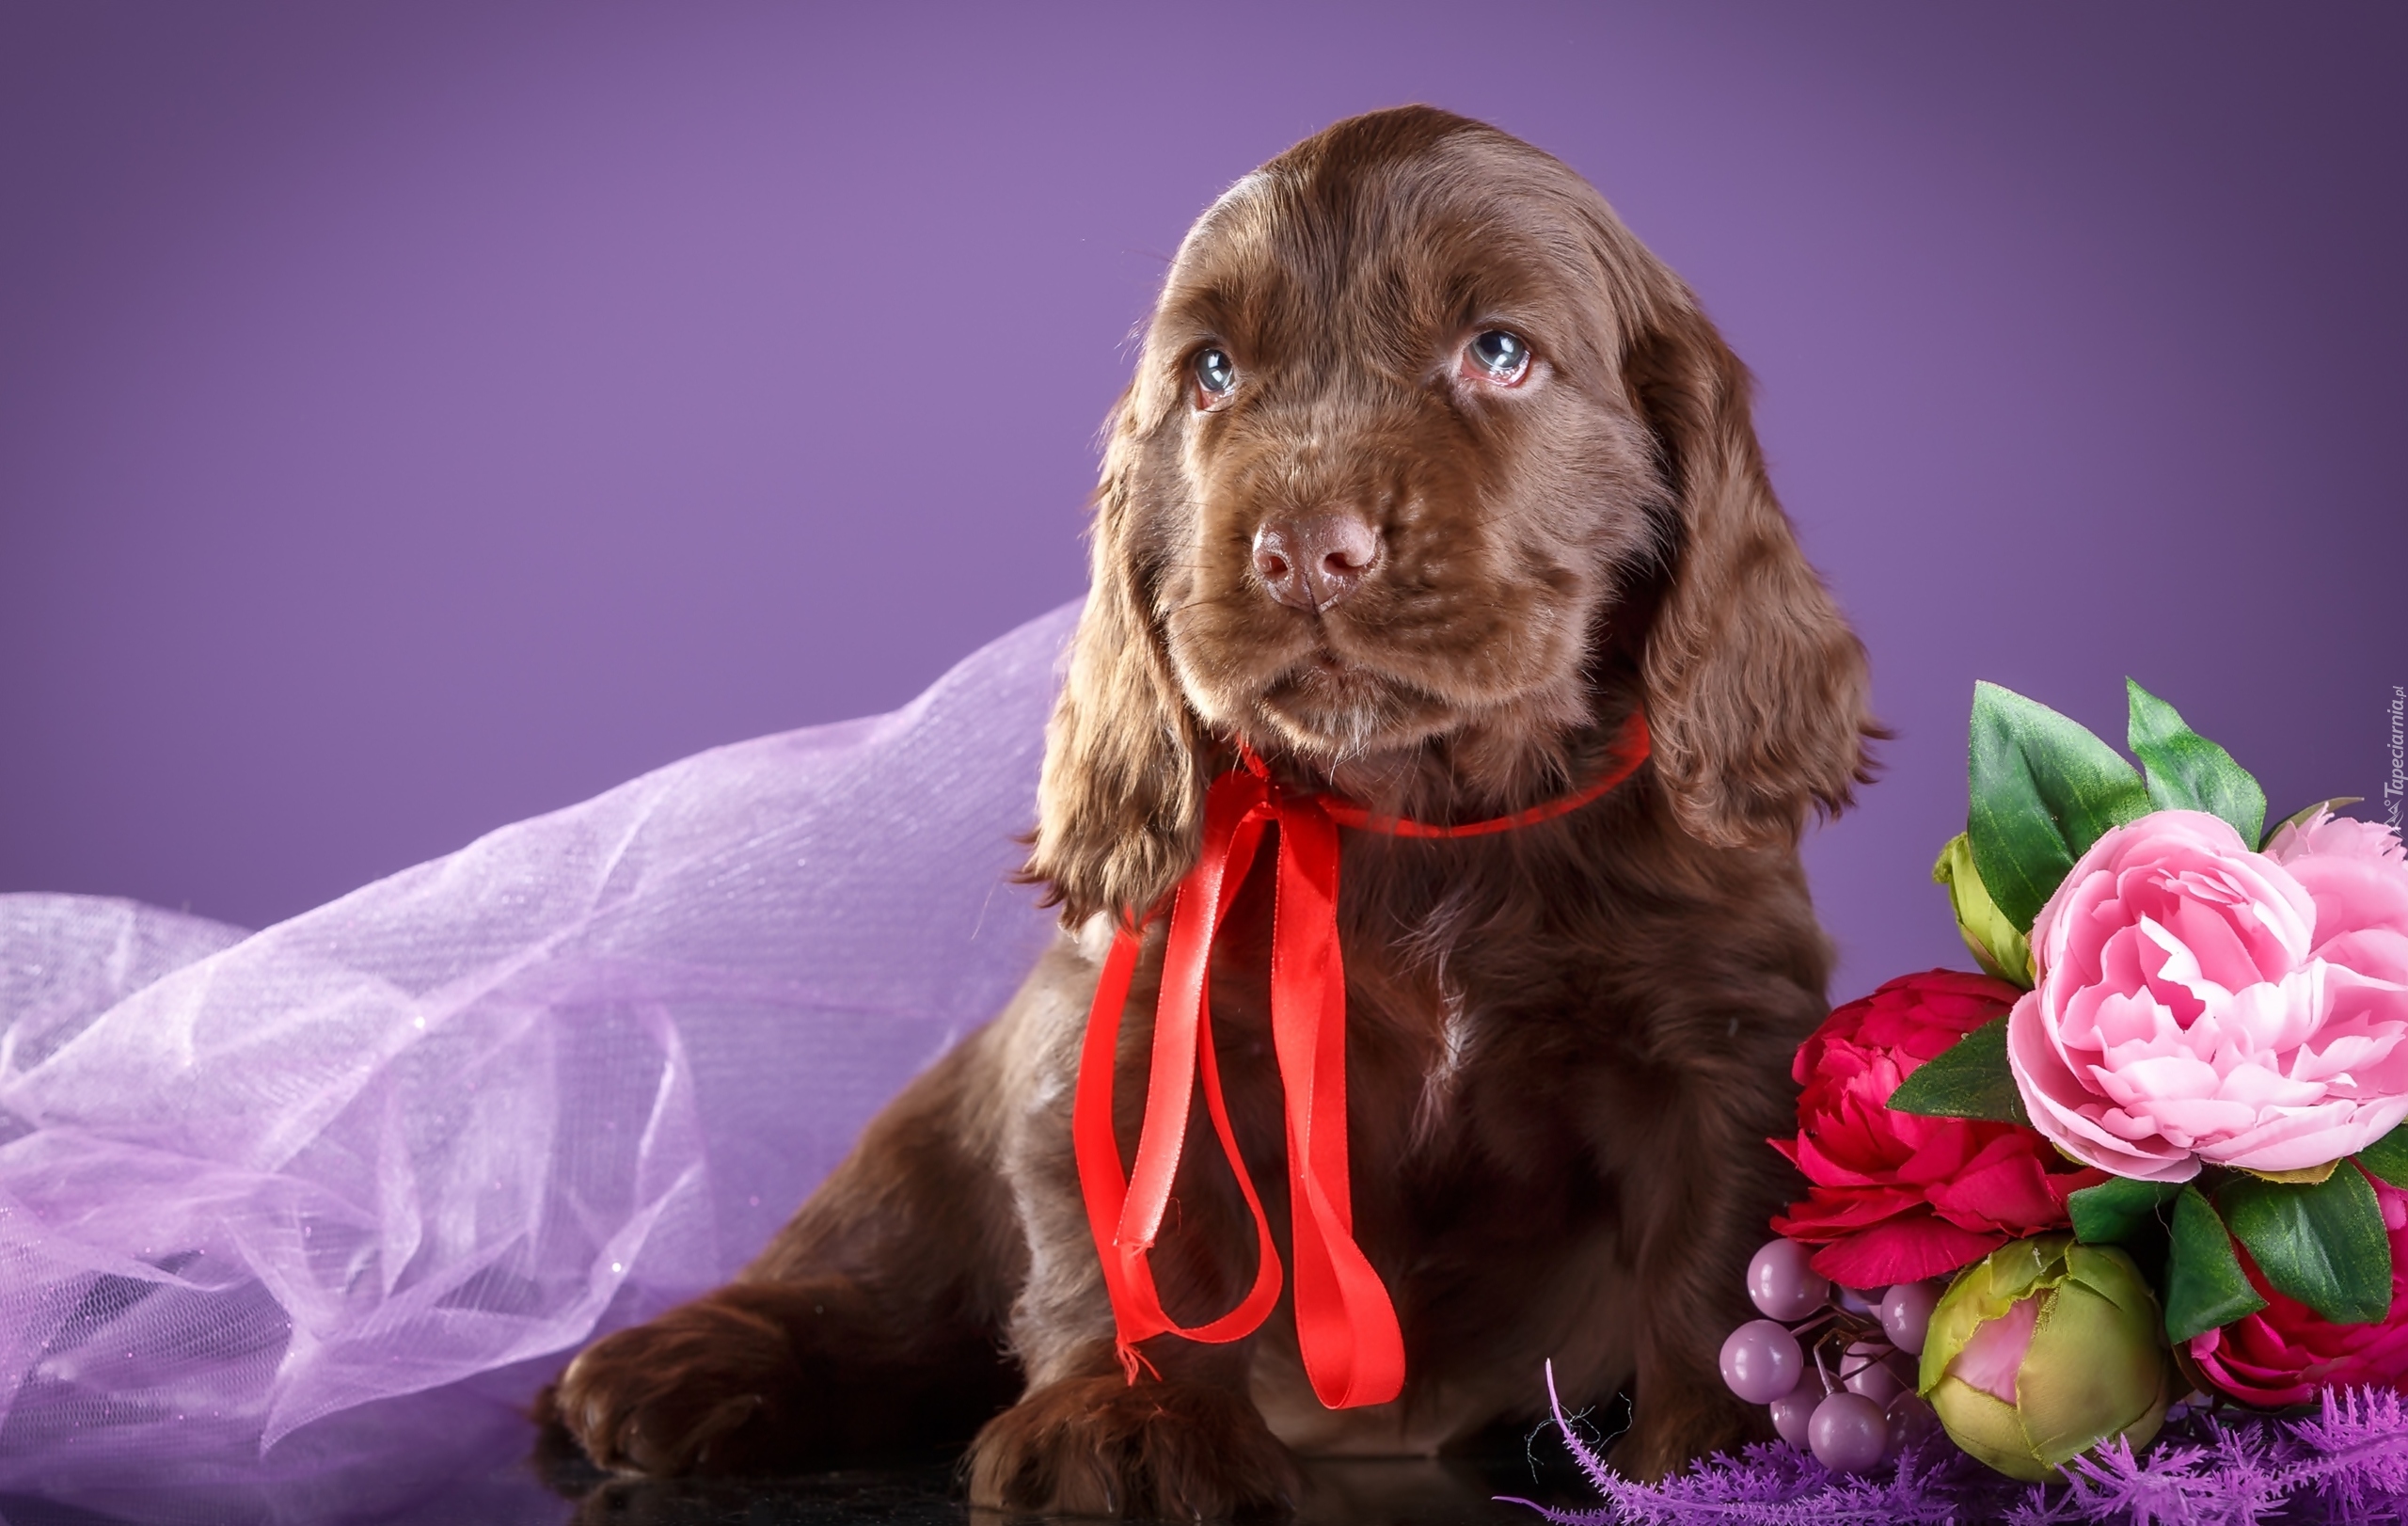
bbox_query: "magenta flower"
[2007,809,2408,1182]
[2190,1169,2408,1407]
[1772,971,2103,1287]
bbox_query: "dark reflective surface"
[531,1442,1599,1526]
[0,1395,1607,1526]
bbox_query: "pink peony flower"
[2008,809,2408,1182]
[2190,1168,2408,1407]
[2266,807,2408,868]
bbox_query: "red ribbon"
[1072,710,1652,1409]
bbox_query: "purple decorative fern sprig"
[2275,1387,2408,1520]
[1503,1368,2408,1526]
[1497,1362,1979,1526]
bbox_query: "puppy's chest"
[1185,865,1636,1174]
[1203,936,1615,1187]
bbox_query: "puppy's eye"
[1194,348,1237,403]
[1463,330,1532,386]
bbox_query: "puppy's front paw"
[967,1375,1300,1520]
[544,1290,812,1476]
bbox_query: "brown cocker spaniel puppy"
[543,104,1875,1518]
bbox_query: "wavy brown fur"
[542,105,1877,1518]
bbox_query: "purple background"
[2,1,2400,1003]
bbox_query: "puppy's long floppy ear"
[1625,298,1877,848]
[1023,392,1208,928]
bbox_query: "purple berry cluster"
[1717,1238,1949,1474]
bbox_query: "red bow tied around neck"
[1071,709,1653,1410]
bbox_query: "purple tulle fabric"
[0,601,1074,1512]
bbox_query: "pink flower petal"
[2266,810,2407,869]
[1949,1294,2039,1405]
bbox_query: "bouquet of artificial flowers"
[1561,680,2408,1523]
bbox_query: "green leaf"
[1967,682,2151,931]
[2163,1184,2267,1343]
[1886,1015,2029,1124]
[2266,796,2368,851]
[2125,679,2268,848]
[1931,833,2034,986]
[2356,1122,2408,1188]
[2068,1175,2181,1246]
[2216,1166,2394,1325]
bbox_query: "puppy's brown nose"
[1252,513,1379,612]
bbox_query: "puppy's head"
[1030,106,1873,927]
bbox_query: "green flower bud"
[1917,1233,2171,1481]
[1932,833,2035,987]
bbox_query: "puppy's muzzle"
[1251,512,1380,613]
